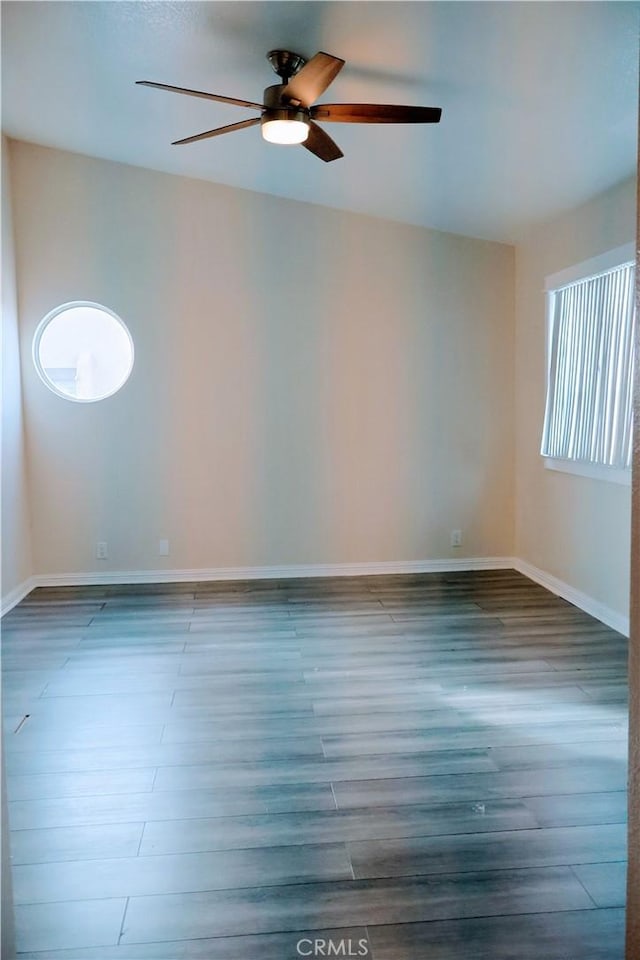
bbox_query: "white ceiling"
[2,1,638,243]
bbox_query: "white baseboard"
[1,575,37,616]
[513,557,630,637]
[29,556,515,588]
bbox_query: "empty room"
[1,1,639,958]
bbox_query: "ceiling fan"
[137,50,442,162]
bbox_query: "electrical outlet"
[159,539,170,557]
[96,541,108,560]
[450,529,462,548]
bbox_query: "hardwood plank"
[119,868,594,943]
[14,899,127,953]
[368,907,624,960]
[489,740,628,770]
[311,686,593,716]
[12,927,371,960]
[348,823,627,879]
[571,861,627,907]
[10,822,144,864]
[7,721,165,752]
[333,763,628,809]
[151,749,497,792]
[522,791,628,828]
[5,736,325,775]
[13,843,353,903]
[138,799,538,856]
[8,782,337,830]
[321,721,625,758]
[40,669,306,697]
[7,768,157,801]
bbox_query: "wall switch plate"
[96,541,108,560]
[159,539,170,557]
[450,529,462,548]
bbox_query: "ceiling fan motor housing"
[262,83,309,126]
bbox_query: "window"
[541,244,636,483]
[33,302,134,402]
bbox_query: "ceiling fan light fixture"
[261,118,309,144]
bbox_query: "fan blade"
[282,52,345,107]
[302,121,343,162]
[136,81,264,111]
[172,117,261,145]
[311,103,442,123]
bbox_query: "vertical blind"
[541,261,636,468]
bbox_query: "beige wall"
[10,140,515,576]
[515,177,636,622]
[1,138,33,607]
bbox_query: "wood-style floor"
[1,569,628,959]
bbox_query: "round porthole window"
[33,302,134,402]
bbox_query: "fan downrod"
[267,50,306,83]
